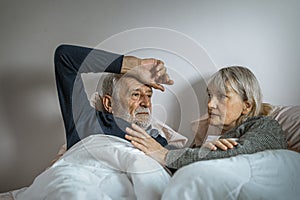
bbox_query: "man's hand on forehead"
[121,56,174,92]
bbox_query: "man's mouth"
[136,112,149,115]
[134,108,151,117]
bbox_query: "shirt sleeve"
[54,44,124,149]
[165,117,287,169]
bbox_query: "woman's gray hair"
[207,66,262,125]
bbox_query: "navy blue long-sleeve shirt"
[54,44,167,149]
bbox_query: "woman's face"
[207,85,248,132]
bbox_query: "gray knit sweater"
[166,116,287,169]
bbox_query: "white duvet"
[13,135,170,200]
[11,135,300,200]
[162,149,300,200]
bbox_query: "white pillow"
[269,105,300,152]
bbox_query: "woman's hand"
[125,123,168,165]
[121,56,174,92]
[203,138,238,151]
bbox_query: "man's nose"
[140,95,151,107]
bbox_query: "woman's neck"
[221,123,236,134]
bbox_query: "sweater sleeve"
[166,117,287,169]
[54,44,123,149]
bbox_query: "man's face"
[111,77,153,129]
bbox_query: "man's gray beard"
[132,114,152,129]
[116,108,152,130]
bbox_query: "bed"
[1,70,299,200]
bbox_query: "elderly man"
[54,44,174,149]
[13,45,176,200]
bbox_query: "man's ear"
[102,95,113,113]
[242,101,253,115]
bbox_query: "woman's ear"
[242,101,253,115]
[102,95,113,113]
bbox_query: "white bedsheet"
[162,149,300,200]
[13,135,170,200]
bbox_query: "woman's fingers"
[125,124,153,148]
[203,138,238,151]
[125,133,143,144]
[214,139,238,150]
[219,139,233,149]
[131,123,150,137]
[227,138,238,146]
[203,142,217,151]
[125,133,150,149]
[131,140,148,152]
[126,124,146,137]
[214,140,228,150]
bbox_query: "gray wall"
[0,0,299,192]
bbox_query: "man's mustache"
[134,108,151,115]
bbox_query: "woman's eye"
[218,94,227,99]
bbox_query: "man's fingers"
[157,60,164,66]
[128,57,173,92]
[160,74,174,85]
[155,64,166,75]
[153,63,174,84]
[149,83,165,92]
[140,58,157,66]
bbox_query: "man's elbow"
[54,44,69,63]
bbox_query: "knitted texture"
[166,116,287,169]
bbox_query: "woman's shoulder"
[246,115,274,123]
[243,116,282,131]
[240,116,287,149]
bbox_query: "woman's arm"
[166,117,287,168]
[126,116,287,169]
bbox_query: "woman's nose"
[208,96,217,109]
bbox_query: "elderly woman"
[125,66,287,169]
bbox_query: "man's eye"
[132,93,140,97]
